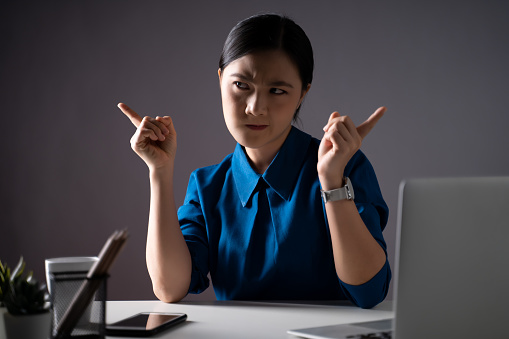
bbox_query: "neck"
[244,148,277,174]
[244,126,292,174]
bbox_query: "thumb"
[357,106,386,140]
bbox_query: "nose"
[245,91,267,116]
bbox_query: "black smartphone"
[106,312,187,337]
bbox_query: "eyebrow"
[229,73,295,89]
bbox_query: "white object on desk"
[45,256,99,294]
[45,256,99,335]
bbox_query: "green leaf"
[10,257,25,283]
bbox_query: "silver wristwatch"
[321,177,355,203]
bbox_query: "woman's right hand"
[118,103,177,171]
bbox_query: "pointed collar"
[232,127,312,207]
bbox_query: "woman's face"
[219,50,309,159]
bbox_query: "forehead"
[223,50,301,84]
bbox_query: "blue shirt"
[178,127,391,308]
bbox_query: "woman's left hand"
[317,107,386,190]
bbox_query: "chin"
[229,129,265,146]
[235,137,265,150]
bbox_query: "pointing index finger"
[118,102,142,128]
[356,106,386,140]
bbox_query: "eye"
[234,81,249,90]
[270,88,287,95]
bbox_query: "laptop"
[288,177,509,339]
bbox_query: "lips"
[246,124,268,131]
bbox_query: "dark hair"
[219,14,314,119]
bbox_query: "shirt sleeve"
[177,170,210,294]
[339,260,391,309]
[338,151,392,309]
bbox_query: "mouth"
[246,124,268,131]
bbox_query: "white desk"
[106,300,393,338]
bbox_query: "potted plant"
[1,261,7,339]
[1,257,51,339]
[0,258,23,339]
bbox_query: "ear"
[218,68,223,84]
[298,83,311,107]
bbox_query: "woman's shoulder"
[190,152,234,182]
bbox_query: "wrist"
[319,173,345,191]
[149,165,174,184]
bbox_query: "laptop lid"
[393,176,509,339]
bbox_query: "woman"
[119,14,390,309]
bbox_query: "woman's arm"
[318,108,387,285]
[119,103,191,303]
[146,166,192,302]
[322,197,386,285]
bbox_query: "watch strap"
[321,177,355,203]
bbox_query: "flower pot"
[3,311,51,339]
[0,307,7,339]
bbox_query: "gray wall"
[1,1,508,301]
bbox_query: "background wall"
[1,0,508,301]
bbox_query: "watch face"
[345,177,355,200]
